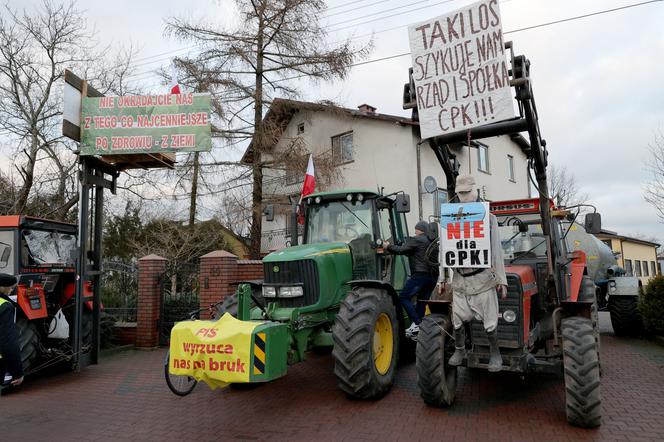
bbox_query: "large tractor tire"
[416,313,457,407]
[332,287,399,400]
[16,317,40,374]
[561,316,601,428]
[212,293,256,319]
[581,276,602,375]
[609,296,643,337]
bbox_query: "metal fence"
[159,260,200,346]
[101,260,138,322]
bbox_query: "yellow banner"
[169,313,261,389]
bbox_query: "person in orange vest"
[0,274,23,387]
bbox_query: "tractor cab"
[0,215,91,375]
[302,190,410,282]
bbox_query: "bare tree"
[547,164,588,208]
[645,128,664,223]
[0,1,140,220]
[165,0,371,258]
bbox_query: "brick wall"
[199,253,264,318]
[135,255,166,348]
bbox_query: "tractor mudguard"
[169,313,288,389]
[607,276,640,297]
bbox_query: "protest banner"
[440,201,490,268]
[80,92,211,155]
[408,0,515,139]
[169,313,259,389]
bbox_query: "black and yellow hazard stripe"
[253,332,266,375]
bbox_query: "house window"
[332,132,353,163]
[477,144,489,173]
[643,261,649,277]
[635,260,642,277]
[625,259,633,276]
[602,240,612,250]
[651,261,657,276]
[507,155,515,181]
[297,123,305,134]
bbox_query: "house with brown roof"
[243,98,531,253]
[595,229,660,285]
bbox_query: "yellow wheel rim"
[373,313,394,375]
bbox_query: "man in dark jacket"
[383,221,437,338]
[0,274,23,387]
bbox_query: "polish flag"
[169,63,181,94]
[301,154,316,197]
[297,155,315,224]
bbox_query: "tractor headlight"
[502,310,516,323]
[609,281,617,294]
[262,286,277,298]
[279,286,304,298]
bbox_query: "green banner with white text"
[80,93,211,156]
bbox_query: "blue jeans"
[399,274,437,325]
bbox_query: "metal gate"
[159,260,200,346]
[101,260,139,323]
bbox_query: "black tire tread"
[416,313,457,407]
[561,316,601,428]
[16,317,40,374]
[609,296,643,337]
[332,288,399,400]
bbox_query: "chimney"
[358,103,377,114]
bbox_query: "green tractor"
[209,189,416,398]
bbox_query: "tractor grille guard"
[263,260,320,308]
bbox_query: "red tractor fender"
[568,250,587,302]
[62,280,102,311]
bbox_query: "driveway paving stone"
[1,312,663,441]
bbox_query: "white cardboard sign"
[440,202,491,268]
[408,0,515,139]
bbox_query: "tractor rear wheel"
[561,316,601,428]
[609,296,643,337]
[416,313,457,407]
[16,317,40,374]
[212,293,256,319]
[332,287,399,400]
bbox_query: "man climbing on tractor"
[444,175,508,372]
[0,274,23,387]
[383,220,438,339]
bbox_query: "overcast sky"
[9,0,664,244]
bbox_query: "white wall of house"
[259,107,531,252]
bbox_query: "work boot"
[405,322,420,339]
[448,327,466,366]
[486,329,503,372]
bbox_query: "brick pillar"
[136,254,167,349]
[199,250,238,319]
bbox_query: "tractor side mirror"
[584,213,602,234]
[263,204,274,222]
[395,194,410,213]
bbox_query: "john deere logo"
[273,265,280,273]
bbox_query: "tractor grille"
[470,273,523,348]
[263,260,319,308]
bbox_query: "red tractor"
[405,48,603,427]
[0,216,95,375]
